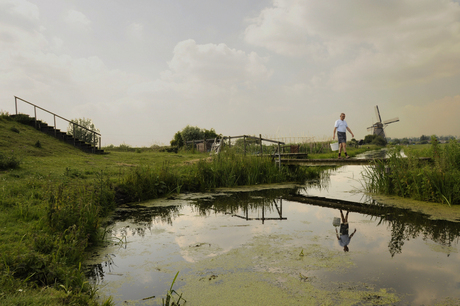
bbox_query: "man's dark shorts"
[337,132,346,144]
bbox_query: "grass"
[363,137,460,205]
[0,113,326,305]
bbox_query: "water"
[87,163,460,305]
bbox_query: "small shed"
[196,141,212,153]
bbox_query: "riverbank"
[0,115,332,305]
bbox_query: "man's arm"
[346,127,354,138]
[333,127,337,139]
[349,229,357,238]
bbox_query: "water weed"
[363,138,460,205]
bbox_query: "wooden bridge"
[277,157,432,167]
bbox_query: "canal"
[86,162,460,305]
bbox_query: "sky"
[1,0,460,147]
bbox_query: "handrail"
[14,96,101,150]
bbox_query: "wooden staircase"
[11,114,105,154]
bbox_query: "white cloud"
[129,39,272,102]
[245,0,460,90]
[127,23,143,39]
[6,0,39,21]
[63,9,91,30]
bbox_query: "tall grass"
[116,148,321,203]
[363,137,460,205]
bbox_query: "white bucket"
[333,217,341,227]
[330,142,339,151]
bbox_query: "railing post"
[244,136,246,156]
[34,106,37,129]
[278,142,281,170]
[54,115,56,137]
[93,132,96,153]
[99,136,101,150]
[259,134,262,156]
[15,97,17,114]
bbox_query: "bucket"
[330,142,339,151]
[333,217,341,227]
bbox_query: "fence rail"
[14,96,101,150]
[186,135,285,169]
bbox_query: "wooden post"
[244,136,246,156]
[15,97,17,115]
[228,136,231,148]
[34,106,37,129]
[262,205,265,225]
[54,115,57,137]
[278,142,281,169]
[259,134,262,156]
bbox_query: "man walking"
[333,113,354,159]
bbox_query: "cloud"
[245,0,460,90]
[127,22,143,39]
[6,0,39,21]
[129,39,272,102]
[63,9,91,30]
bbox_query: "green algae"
[159,232,399,306]
[371,194,460,222]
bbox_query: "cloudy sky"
[1,0,460,146]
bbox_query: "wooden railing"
[186,135,285,169]
[14,96,101,150]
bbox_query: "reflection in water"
[86,168,460,305]
[335,210,357,252]
[191,188,294,224]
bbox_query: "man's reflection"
[335,210,357,252]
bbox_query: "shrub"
[0,152,20,170]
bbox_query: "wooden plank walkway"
[278,157,432,166]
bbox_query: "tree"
[170,125,220,148]
[420,135,430,144]
[67,117,100,146]
[363,134,376,144]
[371,135,387,146]
[170,131,184,147]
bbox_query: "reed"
[116,148,321,203]
[363,138,460,205]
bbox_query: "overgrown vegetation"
[170,125,219,148]
[0,115,327,305]
[67,117,100,146]
[116,149,322,203]
[363,136,460,205]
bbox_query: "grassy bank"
[0,114,323,305]
[363,137,460,205]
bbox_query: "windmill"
[367,105,399,139]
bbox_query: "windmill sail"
[383,117,399,125]
[375,105,382,123]
[368,105,399,139]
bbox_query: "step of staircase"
[10,114,105,154]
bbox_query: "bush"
[371,135,387,146]
[0,152,20,170]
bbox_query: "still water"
[87,164,460,305]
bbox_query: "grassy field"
[0,114,328,305]
[1,115,212,305]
